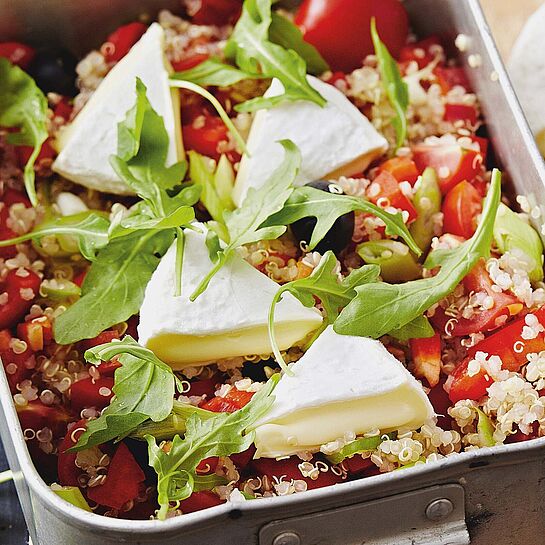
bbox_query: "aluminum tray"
[2,1,545,544]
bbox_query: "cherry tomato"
[0,268,41,330]
[442,180,482,239]
[171,53,210,72]
[434,66,471,94]
[87,442,146,510]
[179,491,224,514]
[377,156,419,185]
[0,42,35,69]
[412,144,483,195]
[444,104,478,126]
[399,36,444,69]
[102,22,148,63]
[191,0,242,26]
[182,115,229,160]
[409,332,441,388]
[58,420,87,486]
[295,0,409,73]
[70,376,114,414]
[368,170,418,222]
[200,388,254,413]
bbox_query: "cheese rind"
[137,226,322,368]
[233,76,388,206]
[53,23,183,194]
[253,326,434,458]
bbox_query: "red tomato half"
[442,180,482,239]
[295,0,409,73]
[103,22,148,63]
[412,144,483,194]
[0,42,35,69]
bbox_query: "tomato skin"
[377,156,419,185]
[70,376,114,414]
[399,36,443,69]
[412,144,482,195]
[187,375,220,399]
[368,171,418,222]
[182,115,229,160]
[191,0,242,26]
[434,66,471,94]
[87,442,146,510]
[442,180,482,239]
[171,53,210,72]
[79,330,120,352]
[179,491,224,514]
[0,42,35,69]
[295,0,409,73]
[0,269,41,330]
[444,104,478,126]
[103,22,148,63]
[200,388,254,413]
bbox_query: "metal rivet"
[272,531,301,545]
[425,498,454,521]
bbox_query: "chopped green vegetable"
[71,336,181,451]
[494,202,544,283]
[0,211,110,261]
[214,154,236,211]
[53,230,173,344]
[40,278,81,300]
[476,408,495,447]
[263,185,421,255]
[147,374,279,519]
[357,240,421,283]
[0,58,48,206]
[52,486,92,512]
[410,167,442,255]
[190,140,300,300]
[370,18,409,150]
[268,252,379,370]
[326,433,394,465]
[334,169,502,339]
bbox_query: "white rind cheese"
[232,76,388,206]
[253,326,434,458]
[137,226,322,368]
[53,23,183,194]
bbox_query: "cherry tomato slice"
[179,491,224,514]
[102,22,148,63]
[399,36,443,69]
[182,115,229,160]
[58,420,87,486]
[434,66,471,94]
[368,170,418,222]
[0,268,41,330]
[79,330,120,352]
[0,42,35,69]
[200,388,254,413]
[444,104,478,126]
[171,53,210,72]
[409,332,441,387]
[295,0,409,73]
[191,0,242,26]
[70,376,114,414]
[442,180,482,239]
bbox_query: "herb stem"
[189,254,225,301]
[174,227,185,297]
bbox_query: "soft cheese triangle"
[232,75,388,206]
[138,227,322,369]
[53,23,183,194]
[253,326,434,458]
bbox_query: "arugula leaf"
[268,251,379,369]
[71,336,179,451]
[190,139,300,300]
[388,315,435,342]
[334,169,502,339]
[146,374,279,519]
[53,230,173,344]
[263,185,421,255]
[172,57,261,87]
[0,211,110,261]
[370,19,408,150]
[0,58,48,206]
[224,0,325,112]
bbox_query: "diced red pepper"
[58,420,87,486]
[0,268,41,330]
[0,42,35,69]
[187,374,220,399]
[412,144,483,194]
[200,388,254,413]
[70,376,114,414]
[0,329,35,393]
[377,156,419,185]
[17,400,72,437]
[325,71,348,87]
[102,22,148,63]
[53,98,73,122]
[399,36,444,69]
[15,137,57,168]
[0,189,32,259]
[195,456,220,475]
[434,66,471,94]
[230,445,256,469]
[79,330,120,352]
[368,170,418,222]
[95,359,122,377]
[409,332,441,387]
[442,180,482,239]
[171,53,210,72]
[444,104,478,126]
[72,270,87,287]
[87,442,146,510]
[17,316,53,352]
[427,378,453,429]
[179,491,224,514]
[182,115,229,161]
[191,0,242,26]
[342,455,378,476]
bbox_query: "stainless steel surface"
[1,0,545,544]
[259,485,469,545]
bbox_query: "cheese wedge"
[137,227,322,368]
[253,326,434,458]
[232,76,388,206]
[53,23,183,194]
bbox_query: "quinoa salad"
[0,0,544,521]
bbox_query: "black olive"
[27,47,78,97]
[291,180,355,254]
[242,358,278,382]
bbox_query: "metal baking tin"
[2,0,545,543]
